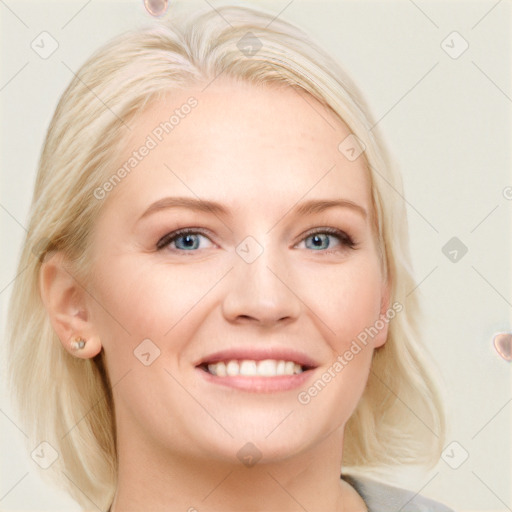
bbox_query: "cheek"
[296,258,383,427]
[88,254,217,349]
[308,255,384,348]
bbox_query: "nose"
[221,241,302,327]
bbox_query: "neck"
[109,425,367,512]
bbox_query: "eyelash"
[156,227,358,255]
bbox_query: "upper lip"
[195,347,319,369]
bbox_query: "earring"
[71,336,86,350]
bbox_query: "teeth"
[240,360,257,375]
[226,360,239,376]
[216,362,227,377]
[258,359,277,376]
[206,359,304,377]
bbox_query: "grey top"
[342,473,455,512]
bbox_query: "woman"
[7,5,453,511]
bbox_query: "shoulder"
[342,473,455,512]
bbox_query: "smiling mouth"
[198,359,313,377]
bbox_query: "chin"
[189,415,331,466]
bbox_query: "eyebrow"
[138,196,367,221]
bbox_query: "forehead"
[104,78,371,219]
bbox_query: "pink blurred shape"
[144,0,169,17]
[494,332,512,361]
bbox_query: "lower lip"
[196,367,315,393]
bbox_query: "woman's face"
[86,78,389,465]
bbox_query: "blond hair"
[7,5,445,509]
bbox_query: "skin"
[41,77,390,511]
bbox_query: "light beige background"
[1,0,510,510]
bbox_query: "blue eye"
[301,228,356,253]
[156,227,356,254]
[305,233,337,250]
[156,229,213,252]
[173,233,201,250]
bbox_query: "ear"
[39,251,102,359]
[373,277,391,349]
